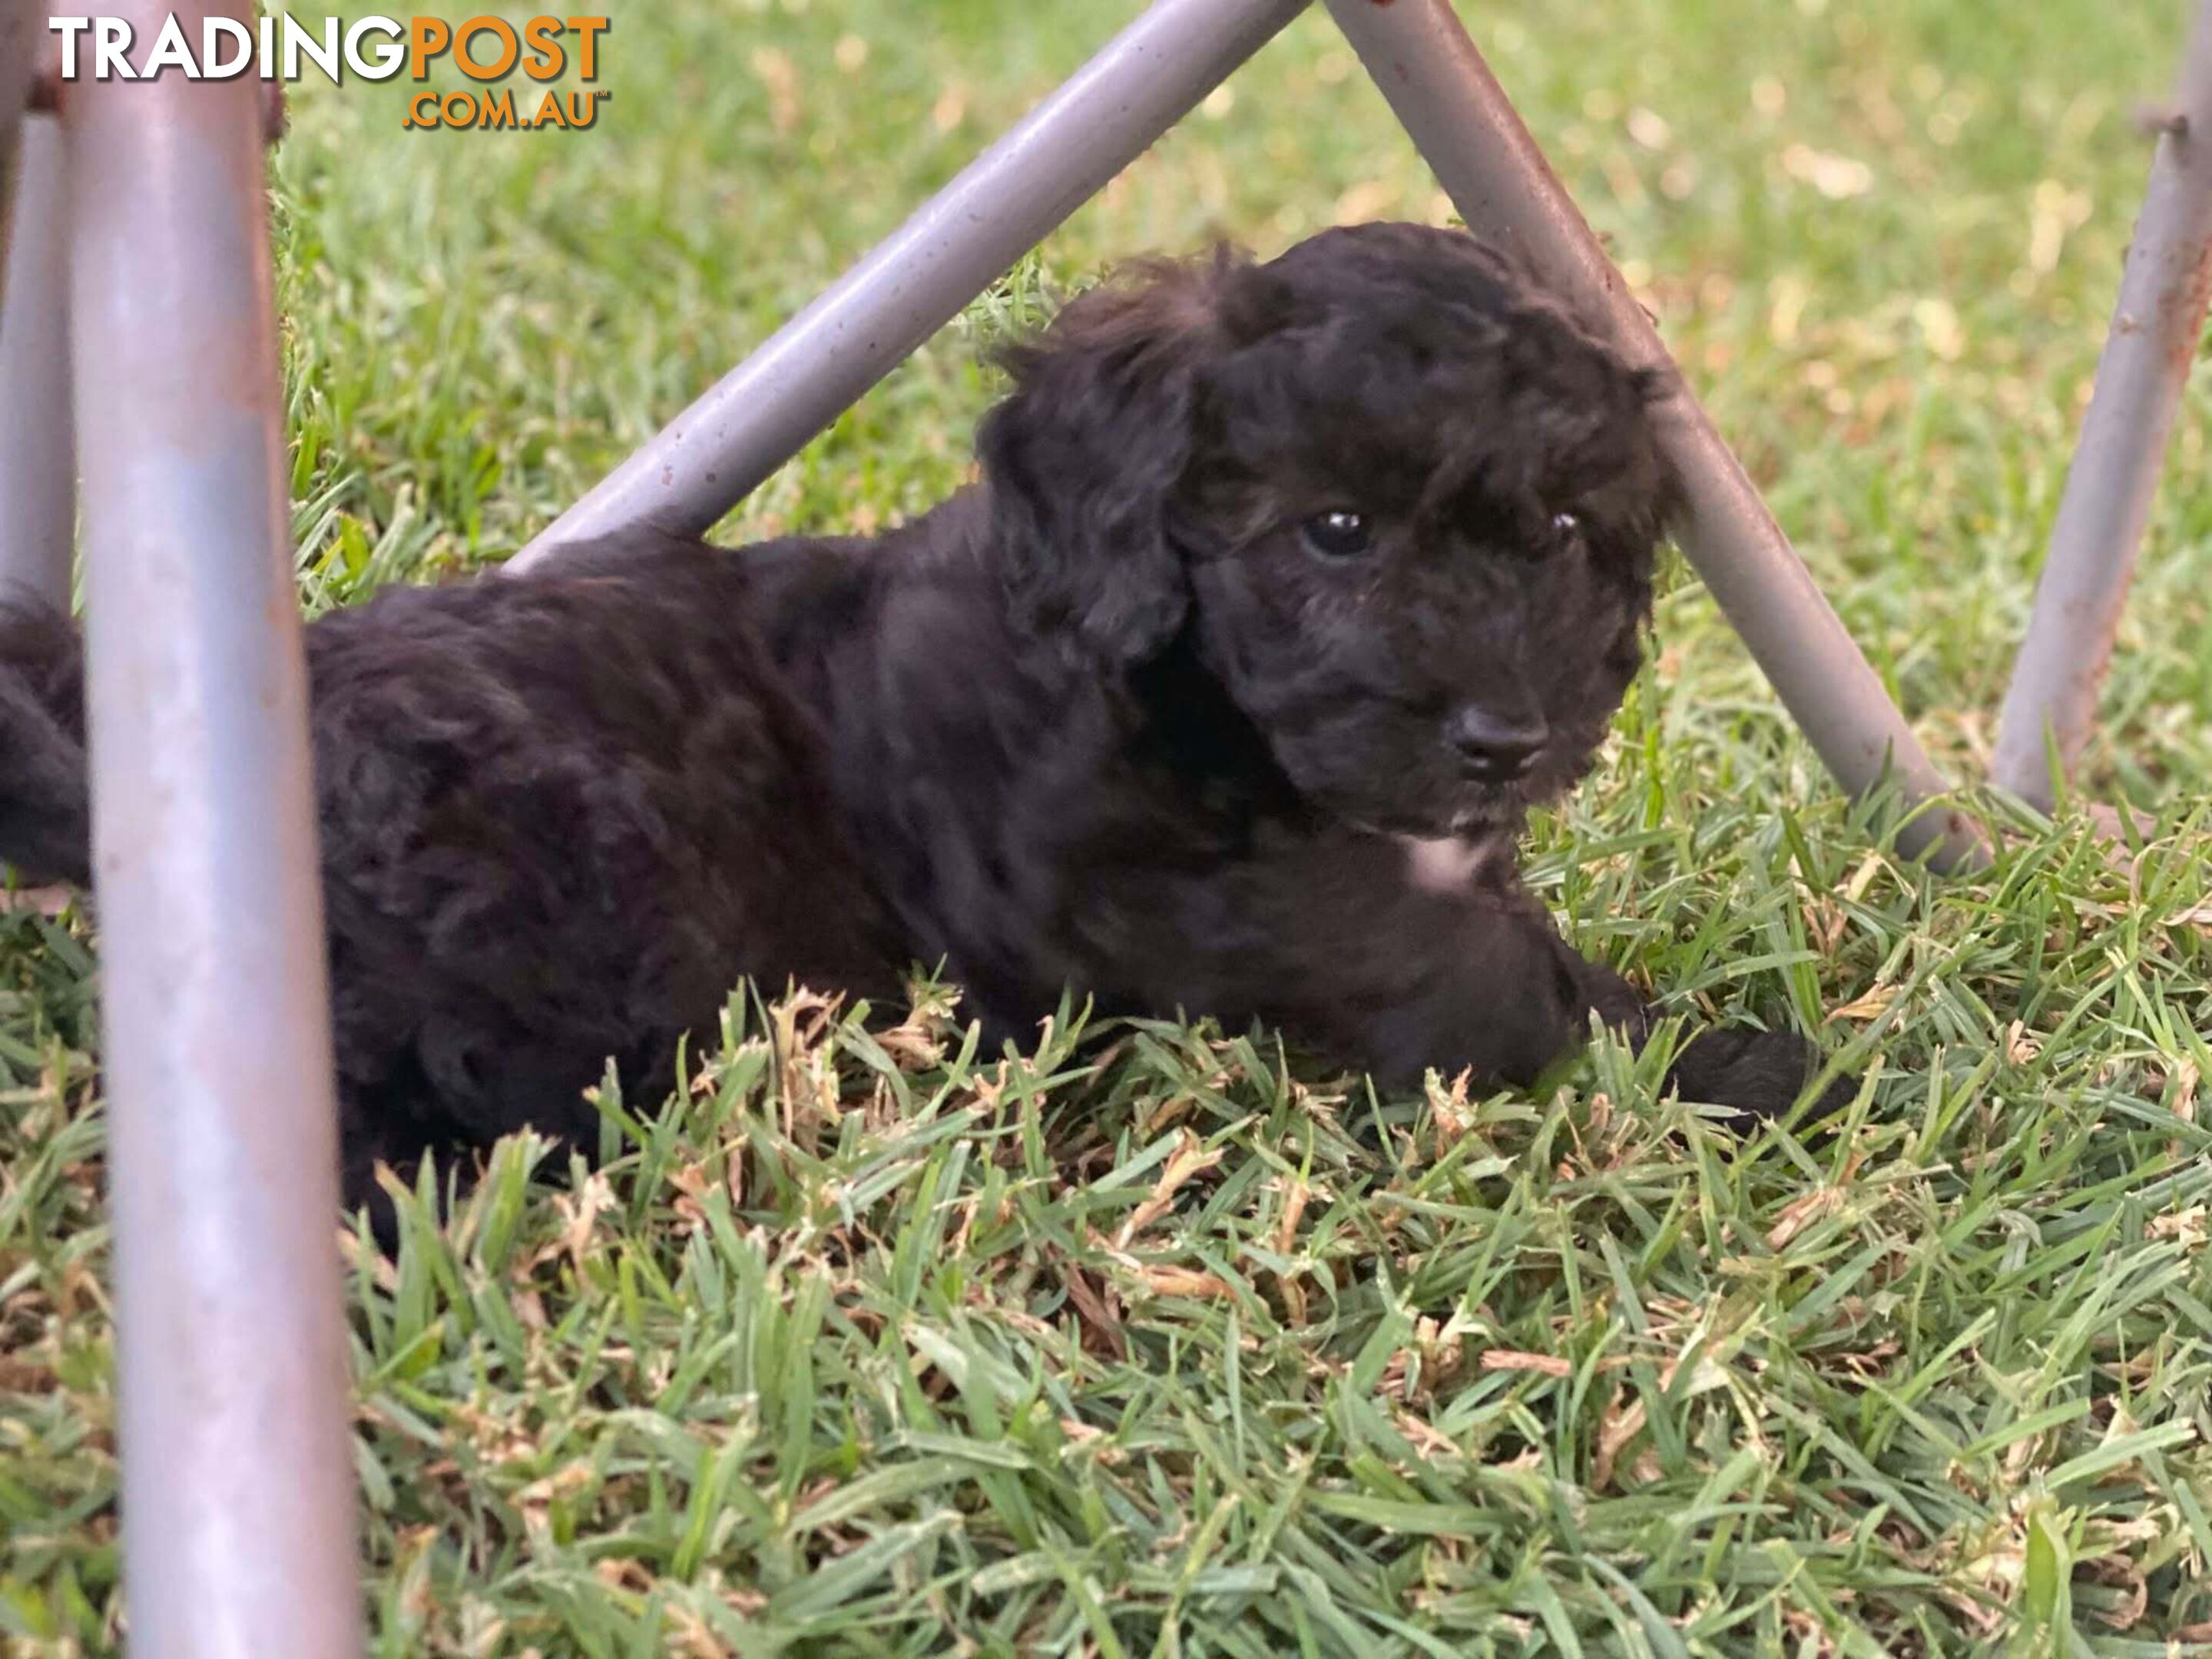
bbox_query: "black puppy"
[0,223,1839,1207]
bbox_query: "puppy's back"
[303,543,903,1188]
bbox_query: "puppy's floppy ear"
[979,253,1238,663]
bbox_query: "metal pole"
[510,0,1310,570]
[1,0,38,288]
[1991,0,2212,810]
[1325,0,1984,869]
[65,2,362,1654]
[0,117,75,604]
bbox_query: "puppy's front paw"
[1665,1028,1853,1131]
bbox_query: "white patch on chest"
[1400,833,1508,894]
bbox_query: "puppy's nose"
[1447,706,1547,783]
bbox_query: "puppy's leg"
[1131,833,1615,1088]
[1146,832,1843,1121]
[1402,840,1850,1122]
[1561,951,1850,1126]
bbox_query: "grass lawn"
[8,0,2212,1650]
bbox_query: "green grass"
[8,0,2212,1650]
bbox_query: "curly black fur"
[0,223,1845,1210]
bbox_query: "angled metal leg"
[1324,0,1983,869]
[0,116,75,604]
[1992,0,2212,810]
[65,2,361,1652]
[0,2,35,276]
[510,0,1310,569]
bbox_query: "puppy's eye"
[1301,510,1372,559]
[1550,511,1584,545]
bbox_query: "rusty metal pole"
[1992,0,2212,810]
[1,2,38,294]
[0,116,75,603]
[65,2,362,1653]
[1323,0,1984,869]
